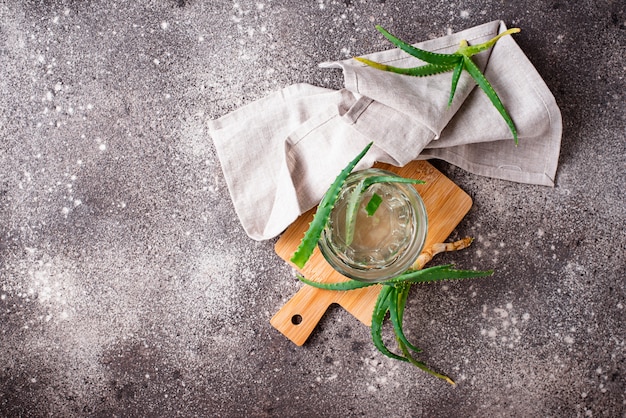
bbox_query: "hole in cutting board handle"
[291,314,302,325]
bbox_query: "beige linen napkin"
[209,20,562,240]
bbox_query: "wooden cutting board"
[271,160,472,346]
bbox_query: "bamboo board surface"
[270,161,472,346]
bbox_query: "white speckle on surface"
[493,308,508,318]
[99,143,106,151]
[153,58,160,65]
[564,336,574,344]
[537,228,545,237]
[522,313,530,321]
[460,10,470,18]
[160,21,169,30]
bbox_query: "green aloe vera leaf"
[290,142,373,269]
[388,284,423,353]
[365,193,383,216]
[296,273,375,291]
[462,55,518,144]
[397,337,456,385]
[396,282,410,324]
[345,176,425,246]
[362,176,425,189]
[344,179,367,246]
[457,28,521,57]
[358,25,520,145]
[388,264,494,284]
[375,25,463,66]
[371,285,407,362]
[354,57,457,77]
[396,283,418,351]
[448,60,465,107]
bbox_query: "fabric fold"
[209,20,562,240]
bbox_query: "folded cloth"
[209,20,562,240]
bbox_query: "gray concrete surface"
[1,1,624,417]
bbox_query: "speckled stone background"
[1,1,624,417]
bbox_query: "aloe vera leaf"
[345,176,425,245]
[448,60,464,107]
[296,273,375,291]
[361,25,519,145]
[375,25,463,66]
[397,337,456,385]
[365,193,383,216]
[457,28,521,57]
[371,285,407,362]
[362,176,425,189]
[396,282,411,324]
[462,55,518,144]
[388,284,422,353]
[396,283,417,350]
[290,142,373,269]
[344,179,367,246]
[354,57,457,77]
[388,264,494,284]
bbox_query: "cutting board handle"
[270,285,339,346]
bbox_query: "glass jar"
[318,168,428,283]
